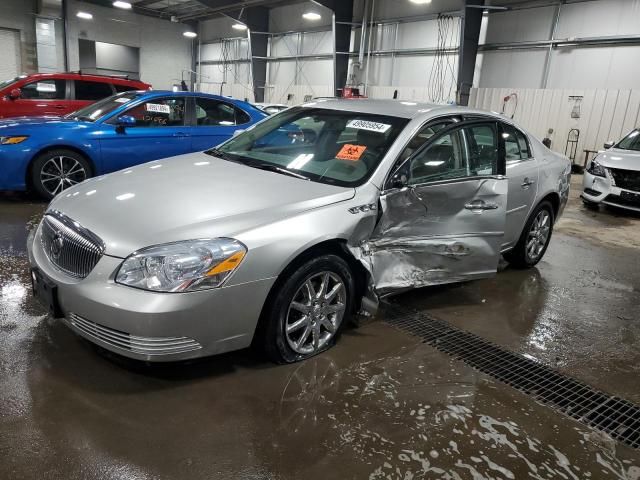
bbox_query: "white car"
[254,103,288,115]
[582,129,640,212]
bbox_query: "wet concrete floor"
[1,176,639,479]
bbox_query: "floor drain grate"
[383,307,640,449]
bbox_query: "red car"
[0,72,151,118]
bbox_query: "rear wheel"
[262,254,354,364]
[30,149,92,200]
[504,201,554,269]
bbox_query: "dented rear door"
[366,120,508,295]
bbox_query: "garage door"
[0,28,21,80]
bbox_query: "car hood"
[595,148,640,171]
[0,116,91,131]
[48,152,355,258]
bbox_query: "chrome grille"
[40,211,105,279]
[68,313,202,356]
[609,168,640,192]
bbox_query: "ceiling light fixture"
[302,12,321,21]
[113,1,132,9]
[76,11,93,19]
[232,23,248,31]
[409,0,432,4]
[183,31,197,38]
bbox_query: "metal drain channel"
[384,308,640,449]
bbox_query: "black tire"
[504,201,555,269]
[261,254,354,364]
[30,149,92,200]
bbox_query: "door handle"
[53,105,65,110]
[521,178,535,188]
[464,200,499,212]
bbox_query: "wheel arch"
[537,191,561,222]
[25,145,96,190]
[252,238,370,344]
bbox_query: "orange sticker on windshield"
[336,144,367,161]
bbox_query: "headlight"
[587,159,606,177]
[0,136,28,145]
[115,238,246,292]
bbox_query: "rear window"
[114,84,139,93]
[75,80,114,101]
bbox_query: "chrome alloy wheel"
[526,210,551,262]
[40,156,87,197]
[285,271,346,355]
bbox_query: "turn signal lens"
[0,136,28,145]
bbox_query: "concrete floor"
[1,176,639,479]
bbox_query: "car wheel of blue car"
[31,149,92,200]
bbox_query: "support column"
[245,7,269,102]
[457,0,485,106]
[315,0,354,96]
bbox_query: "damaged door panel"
[359,120,508,296]
[364,178,508,295]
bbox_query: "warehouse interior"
[1,0,640,478]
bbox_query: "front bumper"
[0,144,32,191]
[27,226,276,362]
[582,171,640,212]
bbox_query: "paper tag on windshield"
[114,97,130,103]
[146,103,171,114]
[347,119,391,133]
[337,144,367,161]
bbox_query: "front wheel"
[30,149,92,200]
[262,254,354,364]
[504,201,554,269]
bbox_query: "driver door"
[367,120,508,295]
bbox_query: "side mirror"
[387,172,408,190]
[8,88,21,100]
[604,141,614,149]
[115,115,136,133]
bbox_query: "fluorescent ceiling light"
[113,1,132,9]
[409,0,432,4]
[183,31,197,38]
[302,12,322,20]
[76,11,93,19]
[232,23,248,31]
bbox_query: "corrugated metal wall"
[470,87,640,159]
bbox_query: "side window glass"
[465,124,499,175]
[114,84,137,93]
[123,98,186,127]
[399,121,451,162]
[75,81,114,100]
[408,129,468,185]
[195,98,245,126]
[514,128,531,159]
[21,79,65,100]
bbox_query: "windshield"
[212,107,409,187]
[616,129,640,152]
[65,91,141,122]
[0,76,26,90]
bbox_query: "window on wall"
[194,97,250,126]
[21,79,65,100]
[75,80,114,101]
[121,97,186,127]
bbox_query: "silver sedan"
[27,99,571,363]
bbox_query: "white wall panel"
[470,87,640,160]
[484,6,555,43]
[477,50,547,88]
[555,0,640,38]
[0,28,21,79]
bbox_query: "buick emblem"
[50,231,64,260]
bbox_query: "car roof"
[297,98,504,121]
[15,72,149,86]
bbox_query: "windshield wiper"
[205,148,238,162]
[249,162,310,180]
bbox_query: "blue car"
[0,90,266,199]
